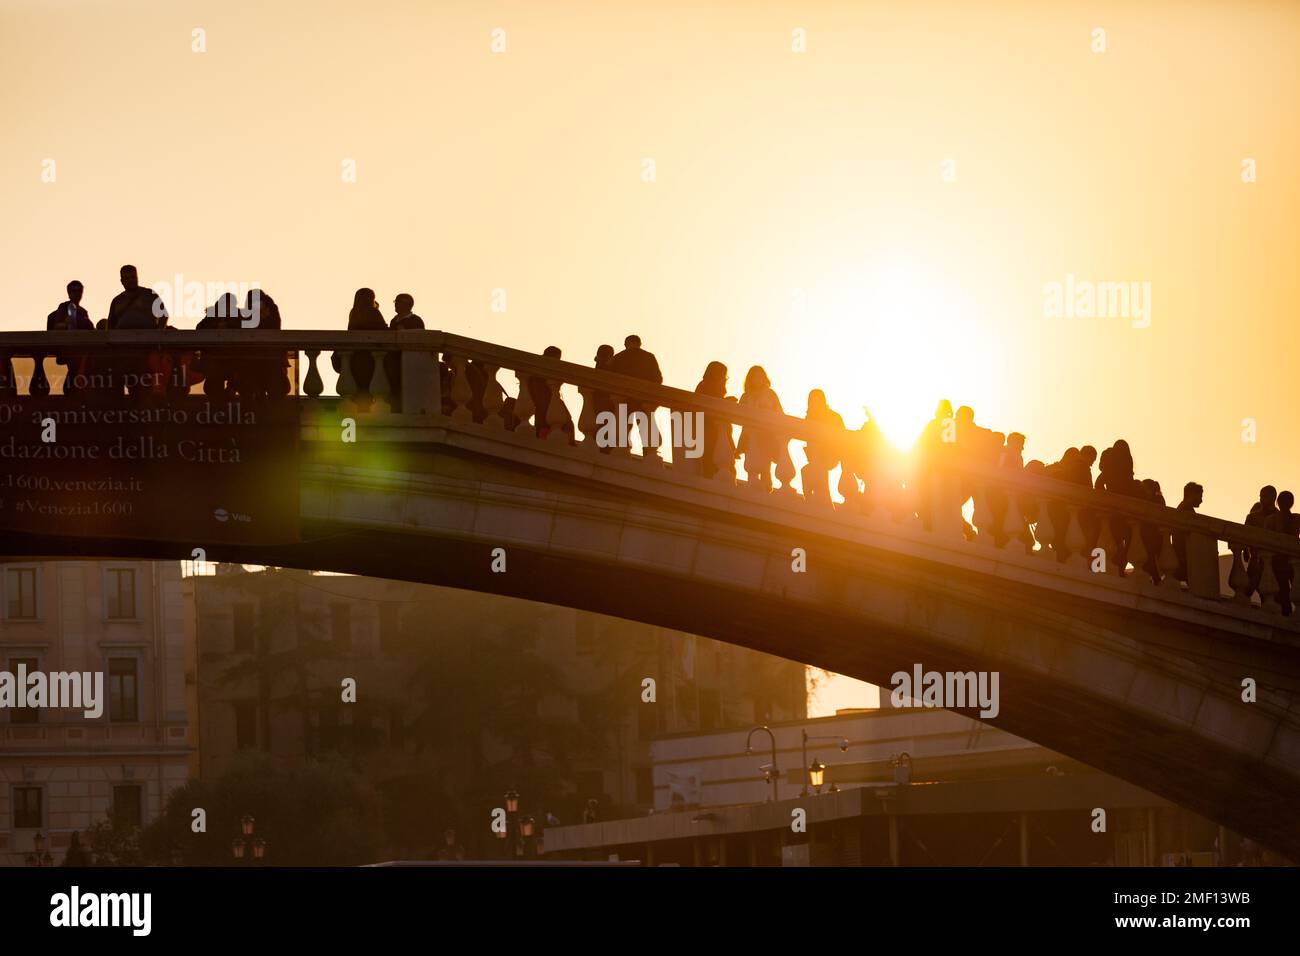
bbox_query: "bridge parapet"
[2,329,1297,622]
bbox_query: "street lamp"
[746,726,780,802]
[25,832,53,867]
[800,729,849,797]
[232,814,268,865]
[809,759,826,793]
[505,789,520,814]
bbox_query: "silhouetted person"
[331,288,386,401]
[988,432,1028,549]
[584,344,617,450]
[737,365,785,491]
[239,290,288,400]
[47,280,92,331]
[801,389,845,504]
[1172,481,1203,583]
[389,293,425,330]
[47,280,93,394]
[107,265,169,399]
[381,293,425,410]
[527,346,573,440]
[107,265,167,330]
[693,360,736,478]
[914,399,955,530]
[196,293,242,397]
[1267,491,1298,614]
[1245,485,1279,598]
[1094,440,1138,567]
[609,335,662,456]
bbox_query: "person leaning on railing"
[331,287,387,404]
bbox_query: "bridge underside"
[7,422,1300,858]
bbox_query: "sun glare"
[809,258,988,451]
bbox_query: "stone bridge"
[2,329,1298,856]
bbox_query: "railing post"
[401,349,439,416]
[29,354,50,397]
[478,362,503,427]
[302,350,324,398]
[1227,545,1251,604]
[369,350,392,413]
[512,371,536,436]
[1185,533,1221,599]
[447,355,473,423]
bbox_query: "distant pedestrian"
[609,335,663,457]
[737,365,787,491]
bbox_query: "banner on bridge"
[0,397,300,546]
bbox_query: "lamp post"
[499,789,531,859]
[800,729,849,797]
[25,832,53,867]
[231,815,268,865]
[808,759,826,794]
[745,726,780,802]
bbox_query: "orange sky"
[3,0,1296,713]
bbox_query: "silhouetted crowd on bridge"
[29,268,1298,612]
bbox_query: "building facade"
[0,559,196,866]
[193,566,807,847]
[544,708,1278,866]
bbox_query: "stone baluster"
[544,379,569,444]
[479,362,504,427]
[1156,529,1181,589]
[775,438,797,493]
[1032,501,1056,556]
[512,371,536,437]
[302,350,324,398]
[713,422,736,485]
[368,351,392,413]
[1127,526,1149,583]
[1001,494,1027,552]
[930,471,966,540]
[1258,551,1281,612]
[29,354,50,397]
[335,351,358,407]
[1096,518,1118,574]
[447,356,473,423]
[1227,545,1251,604]
[1062,505,1088,569]
[973,487,997,547]
[577,385,599,448]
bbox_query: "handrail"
[2,328,1298,564]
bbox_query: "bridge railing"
[2,329,1298,617]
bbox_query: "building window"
[105,568,136,619]
[4,567,37,619]
[14,787,42,828]
[108,657,139,722]
[234,701,258,750]
[7,658,40,724]
[330,603,351,650]
[232,603,255,653]
[112,785,143,828]
[379,603,401,653]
